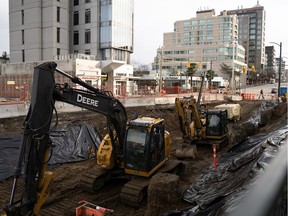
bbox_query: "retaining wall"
[0,93,244,119]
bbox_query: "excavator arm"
[175,96,203,143]
[4,62,127,216]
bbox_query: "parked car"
[271,87,277,94]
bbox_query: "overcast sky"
[1,0,287,66]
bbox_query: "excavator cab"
[205,109,228,138]
[124,117,168,177]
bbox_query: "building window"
[85,0,91,3]
[57,28,60,43]
[22,30,24,44]
[73,11,79,25]
[57,7,60,22]
[22,50,25,62]
[85,29,91,44]
[73,31,79,45]
[85,9,91,24]
[21,10,24,25]
[57,48,60,56]
[74,0,79,6]
[85,49,91,55]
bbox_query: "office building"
[265,46,276,76]
[8,0,134,95]
[224,1,266,81]
[153,9,246,88]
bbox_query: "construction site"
[0,63,287,216]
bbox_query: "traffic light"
[251,65,255,72]
[101,73,108,81]
[242,66,247,73]
[186,61,191,68]
[177,69,180,76]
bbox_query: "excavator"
[4,62,183,216]
[175,73,228,158]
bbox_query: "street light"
[231,41,235,95]
[156,47,163,92]
[230,40,238,95]
[270,42,282,97]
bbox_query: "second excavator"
[175,73,228,158]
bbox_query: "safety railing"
[0,83,30,103]
[0,83,278,104]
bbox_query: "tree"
[206,70,216,91]
[186,63,198,90]
[167,66,178,76]
[220,63,240,88]
[131,60,151,72]
[0,51,9,64]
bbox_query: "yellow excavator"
[3,62,183,215]
[175,73,228,158]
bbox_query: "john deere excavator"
[175,73,228,158]
[4,62,183,216]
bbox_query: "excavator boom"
[4,62,127,215]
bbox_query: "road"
[242,83,279,94]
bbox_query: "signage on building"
[7,81,15,85]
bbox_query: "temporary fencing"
[0,83,30,102]
[242,93,276,100]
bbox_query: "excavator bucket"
[175,144,197,159]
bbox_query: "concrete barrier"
[0,103,29,119]
[0,93,243,119]
[120,97,155,107]
[154,97,175,105]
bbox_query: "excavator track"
[120,159,185,207]
[120,177,149,207]
[157,159,185,175]
[79,166,109,193]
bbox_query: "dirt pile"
[0,100,287,216]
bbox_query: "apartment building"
[153,9,247,87]
[225,2,266,79]
[8,0,134,95]
[265,46,276,74]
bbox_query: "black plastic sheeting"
[48,123,101,164]
[0,123,101,181]
[0,134,23,181]
[162,125,287,216]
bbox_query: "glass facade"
[100,0,134,57]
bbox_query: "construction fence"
[0,82,278,104]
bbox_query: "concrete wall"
[0,93,239,119]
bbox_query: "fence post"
[23,83,27,102]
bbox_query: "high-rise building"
[224,2,266,78]
[153,9,246,87]
[265,46,276,74]
[9,0,134,64]
[7,0,134,96]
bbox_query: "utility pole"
[159,47,163,92]
[210,60,213,71]
[278,42,282,98]
[270,42,282,97]
[231,41,235,95]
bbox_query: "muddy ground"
[0,99,287,216]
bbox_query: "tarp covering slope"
[48,122,101,164]
[0,123,101,180]
[163,125,287,216]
